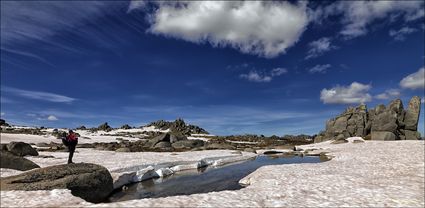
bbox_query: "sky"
[1,1,424,136]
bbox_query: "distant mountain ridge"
[145,118,209,135]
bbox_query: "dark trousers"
[68,144,76,164]
[62,138,77,164]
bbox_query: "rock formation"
[6,141,39,157]
[0,119,10,127]
[146,118,209,135]
[1,163,113,203]
[0,151,40,171]
[315,96,422,142]
[97,122,112,132]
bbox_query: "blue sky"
[1,1,424,136]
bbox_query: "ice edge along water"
[112,154,256,190]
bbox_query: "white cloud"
[400,67,425,90]
[145,1,309,58]
[1,1,112,46]
[127,0,147,13]
[270,68,288,76]
[240,71,272,83]
[389,26,418,41]
[1,112,4,116]
[240,68,287,83]
[308,64,331,74]
[320,82,372,104]
[314,1,424,39]
[47,115,58,121]
[2,87,75,103]
[375,89,401,100]
[305,37,336,59]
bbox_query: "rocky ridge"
[315,96,422,142]
[145,118,209,135]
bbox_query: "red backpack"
[67,133,78,142]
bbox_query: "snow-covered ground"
[226,140,259,144]
[1,136,424,207]
[0,133,140,144]
[1,126,211,144]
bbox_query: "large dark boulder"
[0,151,40,171]
[169,132,188,143]
[7,142,39,156]
[154,141,172,148]
[147,132,188,148]
[0,163,113,203]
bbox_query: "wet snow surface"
[109,155,324,202]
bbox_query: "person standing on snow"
[62,130,78,164]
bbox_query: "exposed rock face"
[147,132,188,148]
[146,118,209,135]
[0,151,40,171]
[315,96,422,142]
[0,163,113,203]
[97,122,112,132]
[7,142,39,156]
[0,119,10,126]
[120,124,132,129]
[404,96,421,131]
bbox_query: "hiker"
[62,130,78,164]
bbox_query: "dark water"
[109,155,325,202]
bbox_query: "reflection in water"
[109,155,325,202]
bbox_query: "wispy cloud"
[1,47,56,67]
[389,26,418,41]
[240,68,287,83]
[305,37,336,59]
[312,1,424,39]
[239,71,271,83]
[2,86,76,103]
[308,64,331,74]
[1,1,113,46]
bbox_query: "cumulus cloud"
[47,115,58,121]
[389,26,418,41]
[240,67,287,83]
[308,64,331,74]
[146,1,309,58]
[305,37,336,59]
[2,86,75,103]
[320,82,372,104]
[400,67,425,90]
[375,89,401,100]
[313,1,424,39]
